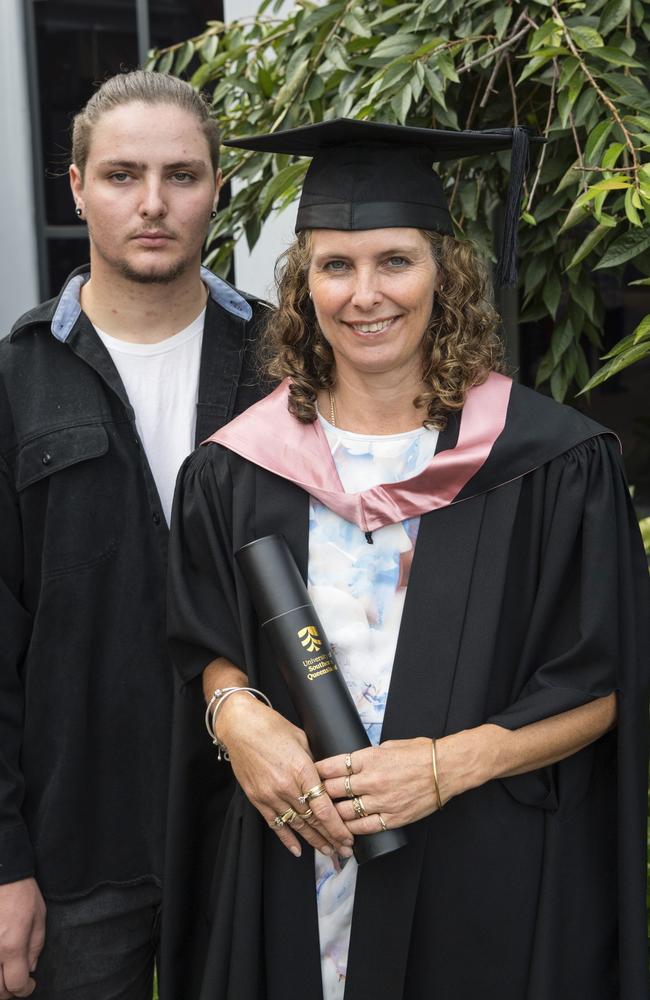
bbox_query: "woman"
[163,121,649,1000]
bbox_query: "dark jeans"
[33,882,162,1000]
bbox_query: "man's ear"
[212,168,223,212]
[69,164,83,210]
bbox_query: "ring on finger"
[344,775,355,798]
[295,808,313,821]
[275,807,297,827]
[377,813,387,833]
[353,796,368,818]
[344,752,353,774]
[299,782,326,806]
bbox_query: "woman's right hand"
[216,693,354,859]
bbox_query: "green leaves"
[566,223,611,270]
[369,33,421,62]
[581,337,650,390]
[585,121,613,163]
[598,0,631,34]
[569,25,605,49]
[147,0,650,400]
[594,228,650,268]
[259,162,307,216]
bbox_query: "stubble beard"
[117,256,190,285]
[89,223,203,285]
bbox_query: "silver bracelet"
[204,686,272,761]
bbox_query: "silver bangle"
[204,686,272,761]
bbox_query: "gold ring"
[274,807,297,827]
[298,782,326,805]
[295,808,313,821]
[377,813,387,833]
[353,796,368,818]
[344,753,353,774]
[344,775,354,798]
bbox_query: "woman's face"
[307,227,438,382]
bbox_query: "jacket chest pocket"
[16,425,120,575]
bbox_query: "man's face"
[69,101,221,284]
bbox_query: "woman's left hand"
[316,737,440,835]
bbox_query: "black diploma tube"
[236,533,407,865]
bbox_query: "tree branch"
[505,54,519,125]
[551,4,640,185]
[526,58,559,210]
[568,110,589,195]
[458,23,532,73]
[479,9,530,108]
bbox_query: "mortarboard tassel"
[495,126,530,288]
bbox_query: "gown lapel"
[344,491,488,1000]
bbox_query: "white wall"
[0,0,39,333]
[223,0,297,301]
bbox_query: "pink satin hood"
[207,374,512,532]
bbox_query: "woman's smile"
[342,316,402,336]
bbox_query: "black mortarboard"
[224,118,544,287]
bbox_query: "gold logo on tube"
[297,625,321,653]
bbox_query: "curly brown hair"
[261,229,505,430]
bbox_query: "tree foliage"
[147,0,650,399]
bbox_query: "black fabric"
[162,385,649,1000]
[0,266,267,898]
[297,199,453,235]
[224,118,543,161]
[224,119,544,285]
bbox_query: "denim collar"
[50,265,252,343]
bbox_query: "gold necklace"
[328,389,337,427]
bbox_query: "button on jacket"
[0,265,268,898]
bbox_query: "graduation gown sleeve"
[487,434,645,727]
[481,434,649,999]
[167,443,250,683]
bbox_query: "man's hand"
[0,878,46,998]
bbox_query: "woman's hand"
[317,698,619,836]
[317,737,442,836]
[216,693,354,859]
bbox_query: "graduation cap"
[224,118,544,287]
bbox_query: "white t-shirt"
[95,309,205,525]
[309,416,439,1000]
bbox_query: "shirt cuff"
[0,823,35,885]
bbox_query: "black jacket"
[0,266,267,899]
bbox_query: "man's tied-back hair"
[71,70,221,175]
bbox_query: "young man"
[0,71,267,999]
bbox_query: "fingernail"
[320,845,332,855]
[343,838,354,846]
[339,846,353,858]
[290,845,301,858]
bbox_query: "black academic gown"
[162,382,649,1000]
